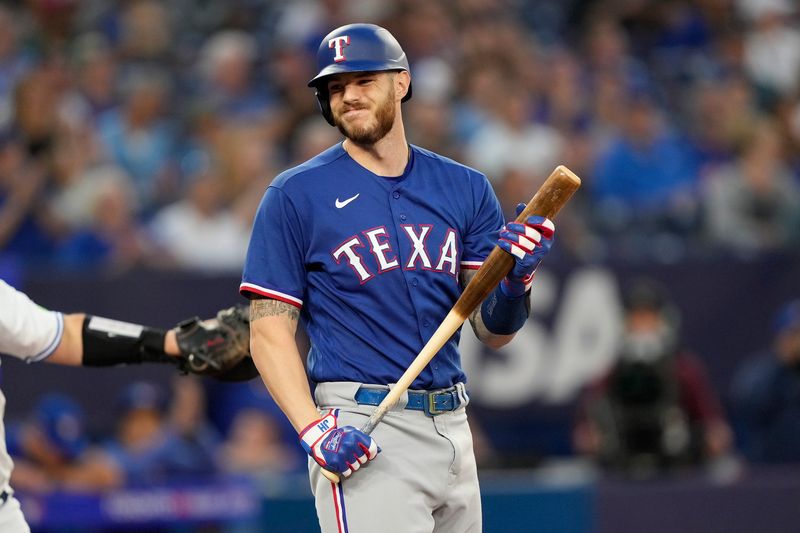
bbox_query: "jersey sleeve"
[460,172,505,270]
[0,280,64,362]
[240,186,306,308]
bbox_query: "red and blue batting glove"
[299,409,380,479]
[497,203,556,298]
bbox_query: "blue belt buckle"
[423,391,441,416]
[423,389,460,416]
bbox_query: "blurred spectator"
[166,377,221,475]
[98,381,216,487]
[0,5,33,129]
[203,379,300,462]
[0,63,74,265]
[738,0,800,108]
[218,408,300,475]
[149,167,251,272]
[0,133,54,261]
[28,0,79,50]
[687,73,760,171]
[55,168,155,270]
[703,119,800,255]
[64,33,120,122]
[404,57,461,160]
[290,117,343,165]
[574,278,732,478]
[272,0,384,50]
[466,80,564,185]
[730,299,800,463]
[7,393,89,492]
[116,0,174,63]
[589,88,701,260]
[214,121,277,222]
[196,30,270,120]
[261,43,318,161]
[96,66,178,211]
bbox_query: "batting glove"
[497,202,555,298]
[299,409,379,478]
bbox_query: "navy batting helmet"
[308,23,412,126]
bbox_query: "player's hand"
[497,202,555,297]
[299,410,380,478]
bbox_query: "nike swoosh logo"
[335,193,360,209]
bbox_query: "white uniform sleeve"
[0,279,64,362]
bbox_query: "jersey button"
[423,320,430,327]
[412,278,418,287]
[393,191,400,199]
[400,214,407,221]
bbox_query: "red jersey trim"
[460,260,484,270]
[239,282,303,309]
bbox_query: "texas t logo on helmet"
[308,23,413,126]
[329,35,350,62]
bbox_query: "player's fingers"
[526,216,555,239]
[506,223,542,246]
[352,447,368,466]
[498,239,526,260]
[358,441,379,460]
[514,202,526,216]
[500,235,535,258]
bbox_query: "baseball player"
[241,23,555,532]
[0,278,254,532]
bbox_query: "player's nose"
[341,82,363,103]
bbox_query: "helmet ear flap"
[315,88,335,126]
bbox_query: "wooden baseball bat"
[321,165,581,483]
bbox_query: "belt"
[354,385,466,417]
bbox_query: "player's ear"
[395,71,410,102]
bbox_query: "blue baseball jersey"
[241,143,504,389]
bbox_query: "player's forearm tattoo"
[250,299,300,322]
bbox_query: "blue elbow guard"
[480,284,531,335]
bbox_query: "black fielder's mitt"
[175,304,259,382]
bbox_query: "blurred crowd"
[0,0,799,276]
[7,377,306,493]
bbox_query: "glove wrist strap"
[480,284,531,335]
[81,316,170,367]
[500,272,535,298]
[299,411,337,454]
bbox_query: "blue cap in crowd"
[34,393,88,460]
[116,381,167,414]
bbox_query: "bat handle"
[360,408,384,435]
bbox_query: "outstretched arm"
[0,280,253,379]
[47,313,180,366]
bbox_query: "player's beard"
[334,85,396,146]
